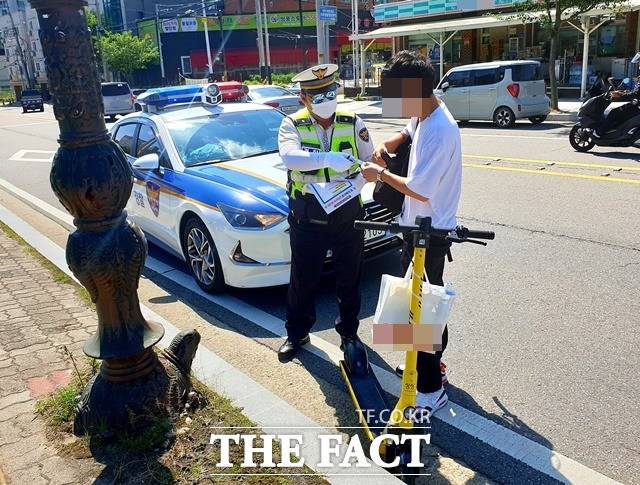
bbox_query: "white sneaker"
[416,387,448,417]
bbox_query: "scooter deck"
[339,360,390,440]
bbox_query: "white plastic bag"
[372,263,456,352]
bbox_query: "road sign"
[318,5,337,23]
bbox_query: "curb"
[0,201,403,485]
[546,112,578,122]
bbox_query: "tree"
[99,31,159,82]
[85,9,103,71]
[514,0,628,110]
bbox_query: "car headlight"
[218,202,286,230]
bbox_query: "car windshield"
[22,90,40,97]
[102,83,130,96]
[250,86,292,99]
[167,109,284,167]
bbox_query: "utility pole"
[315,0,324,64]
[254,0,265,78]
[94,1,109,82]
[216,3,227,80]
[261,0,272,83]
[202,0,214,78]
[155,4,166,83]
[354,0,359,88]
[297,0,306,69]
[7,7,32,89]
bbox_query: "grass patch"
[35,376,84,428]
[35,365,327,484]
[0,220,94,308]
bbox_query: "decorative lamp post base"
[74,330,201,436]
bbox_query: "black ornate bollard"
[30,0,200,435]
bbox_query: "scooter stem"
[386,244,427,430]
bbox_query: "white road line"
[0,120,57,129]
[0,203,402,485]
[0,177,622,485]
[8,149,55,163]
[460,133,565,141]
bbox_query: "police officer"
[277,64,374,362]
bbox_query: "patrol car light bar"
[136,84,222,113]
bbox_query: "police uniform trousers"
[401,234,452,393]
[285,195,364,341]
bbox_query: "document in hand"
[309,175,367,214]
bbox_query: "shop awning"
[350,13,534,41]
[350,0,640,41]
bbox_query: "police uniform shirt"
[278,115,375,166]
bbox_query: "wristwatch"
[377,168,387,182]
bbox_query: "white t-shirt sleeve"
[401,117,418,139]
[405,128,454,201]
[355,116,374,163]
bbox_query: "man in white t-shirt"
[361,51,462,417]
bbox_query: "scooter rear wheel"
[569,125,596,152]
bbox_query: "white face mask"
[310,98,337,120]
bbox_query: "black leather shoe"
[340,334,364,352]
[277,335,310,363]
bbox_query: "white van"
[435,61,551,128]
[101,82,135,120]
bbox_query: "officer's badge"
[358,127,370,142]
[312,67,328,79]
[146,181,161,217]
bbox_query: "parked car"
[20,89,44,113]
[101,82,135,120]
[112,85,400,292]
[434,61,551,128]
[213,81,249,102]
[246,85,302,115]
[132,88,147,111]
[286,82,301,95]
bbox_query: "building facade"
[0,0,101,96]
[136,0,378,85]
[366,0,640,89]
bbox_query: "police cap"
[292,64,339,92]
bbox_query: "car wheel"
[569,125,595,152]
[40,107,44,112]
[181,217,225,293]
[529,115,546,124]
[22,108,27,113]
[493,107,516,129]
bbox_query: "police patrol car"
[111,83,399,292]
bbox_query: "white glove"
[326,152,359,172]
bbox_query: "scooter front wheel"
[569,125,596,152]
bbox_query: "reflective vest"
[287,108,360,198]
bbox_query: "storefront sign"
[146,12,317,35]
[181,17,198,32]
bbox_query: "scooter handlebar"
[354,220,495,242]
[456,227,495,240]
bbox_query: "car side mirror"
[441,82,450,92]
[133,153,160,171]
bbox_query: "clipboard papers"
[308,175,367,214]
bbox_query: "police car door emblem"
[146,181,161,217]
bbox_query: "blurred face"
[382,77,432,118]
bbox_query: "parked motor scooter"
[570,53,640,152]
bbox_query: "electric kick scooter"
[340,216,495,482]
